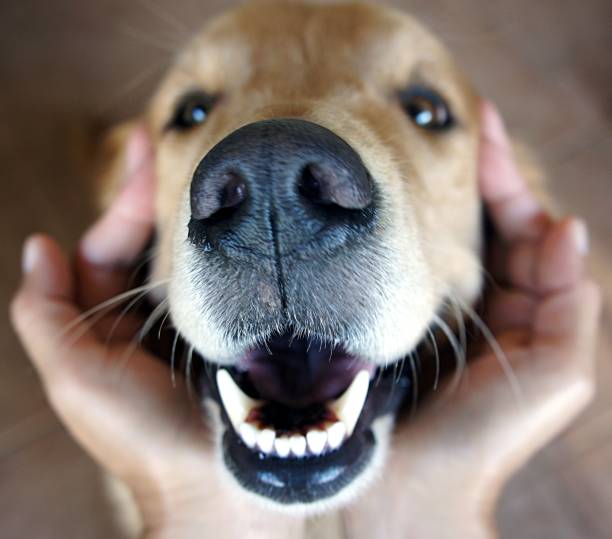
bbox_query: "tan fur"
[96,2,580,535]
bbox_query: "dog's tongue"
[240,334,373,408]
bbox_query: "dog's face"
[139,2,482,510]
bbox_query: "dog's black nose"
[189,119,375,257]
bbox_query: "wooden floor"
[1,0,611,537]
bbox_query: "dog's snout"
[189,119,375,257]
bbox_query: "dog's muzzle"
[184,119,411,505]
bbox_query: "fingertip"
[20,234,73,300]
[22,234,46,274]
[80,125,155,267]
[125,124,153,176]
[570,218,589,257]
[537,217,587,292]
[480,100,508,148]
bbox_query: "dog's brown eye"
[170,92,216,130]
[400,86,454,131]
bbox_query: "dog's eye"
[400,86,454,131]
[170,92,216,130]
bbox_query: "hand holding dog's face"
[10,3,601,532]
[11,103,599,537]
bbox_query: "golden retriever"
[93,1,595,534]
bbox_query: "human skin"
[10,103,601,538]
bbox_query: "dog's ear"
[92,120,147,210]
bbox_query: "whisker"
[431,312,466,398]
[157,309,172,339]
[95,61,167,116]
[126,245,160,287]
[102,288,158,348]
[139,299,169,340]
[109,302,169,386]
[185,343,196,402]
[170,330,181,388]
[408,353,419,418]
[60,279,170,344]
[458,302,525,406]
[450,297,468,360]
[97,294,169,386]
[426,327,441,390]
[117,22,183,54]
[136,0,191,38]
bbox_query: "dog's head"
[109,1,483,511]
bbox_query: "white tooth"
[306,430,327,455]
[238,423,259,448]
[326,421,346,450]
[216,370,262,431]
[274,436,291,458]
[289,434,307,457]
[257,428,276,454]
[328,370,370,436]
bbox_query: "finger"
[484,288,536,332]
[11,237,205,477]
[533,280,601,378]
[505,217,588,293]
[478,101,550,242]
[77,125,155,312]
[81,125,155,266]
[537,217,588,293]
[11,235,99,381]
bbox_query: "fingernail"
[22,236,41,274]
[571,219,589,256]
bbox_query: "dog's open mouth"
[200,331,412,504]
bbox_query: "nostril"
[298,164,326,205]
[191,169,248,221]
[297,162,372,211]
[220,173,248,210]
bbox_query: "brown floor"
[1,0,611,537]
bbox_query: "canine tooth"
[326,421,346,450]
[274,436,291,458]
[289,434,307,457]
[238,423,258,448]
[328,370,370,436]
[216,370,262,431]
[306,430,327,455]
[257,428,276,454]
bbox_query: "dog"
[94,1,592,533]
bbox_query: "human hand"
[10,128,305,539]
[343,102,602,538]
[11,105,602,539]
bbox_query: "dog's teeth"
[289,434,307,457]
[328,370,370,436]
[238,423,258,448]
[218,369,370,457]
[216,369,262,431]
[257,428,276,454]
[306,429,327,455]
[326,421,346,450]
[274,436,291,458]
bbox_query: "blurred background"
[1,0,611,537]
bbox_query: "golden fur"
[95,2,588,536]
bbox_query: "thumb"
[10,235,98,382]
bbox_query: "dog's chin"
[194,330,413,510]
